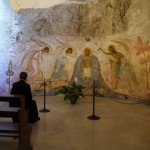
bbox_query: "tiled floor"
[0,95,150,150]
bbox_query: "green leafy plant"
[58,81,85,104]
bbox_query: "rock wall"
[18,0,133,38]
[0,0,150,100]
[0,0,18,94]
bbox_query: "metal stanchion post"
[87,80,100,120]
[39,79,50,113]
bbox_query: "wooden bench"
[0,95,33,150]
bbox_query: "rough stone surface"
[17,0,133,38]
[0,0,150,100]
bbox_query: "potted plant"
[58,81,85,104]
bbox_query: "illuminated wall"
[0,0,17,94]
[9,0,96,11]
[0,0,150,100]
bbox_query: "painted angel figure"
[63,46,77,81]
[98,44,139,91]
[19,39,53,80]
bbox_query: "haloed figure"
[98,45,139,90]
[62,46,77,81]
[39,47,51,79]
[83,49,92,81]
[72,47,101,88]
[19,46,53,80]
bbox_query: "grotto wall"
[0,0,150,100]
[0,0,19,94]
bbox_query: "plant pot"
[70,97,77,104]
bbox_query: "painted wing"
[19,50,39,69]
[111,40,131,61]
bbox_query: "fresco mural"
[98,37,150,99]
[134,36,150,89]
[15,35,150,100]
[98,44,139,93]
[17,37,79,92]
[72,47,101,88]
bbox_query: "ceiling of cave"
[9,0,96,11]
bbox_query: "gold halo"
[83,47,92,56]
[42,44,52,55]
[107,44,116,52]
[66,45,76,58]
